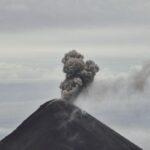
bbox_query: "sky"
[0,0,150,149]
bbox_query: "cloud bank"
[0,0,150,30]
[0,62,63,82]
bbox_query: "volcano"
[0,100,142,150]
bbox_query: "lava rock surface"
[0,100,142,150]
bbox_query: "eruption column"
[60,50,99,102]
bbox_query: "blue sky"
[0,0,150,149]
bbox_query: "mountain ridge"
[0,100,142,150]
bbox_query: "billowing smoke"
[75,61,150,103]
[74,61,150,150]
[60,50,99,102]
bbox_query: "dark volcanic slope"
[0,100,142,150]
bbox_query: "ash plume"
[76,61,150,106]
[60,50,99,102]
[132,62,150,91]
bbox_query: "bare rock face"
[0,100,142,150]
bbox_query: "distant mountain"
[0,100,142,150]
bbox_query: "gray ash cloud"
[60,50,99,102]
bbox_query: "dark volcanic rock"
[0,100,142,150]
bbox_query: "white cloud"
[0,27,150,59]
[0,62,63,82]
[0,127,11,137]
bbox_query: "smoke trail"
[75,61,150,103]
[131,62,150,91]
[75,61,150,124]
[60,50,99,102]
[74,61,150,150]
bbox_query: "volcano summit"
[0,100,142,150]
